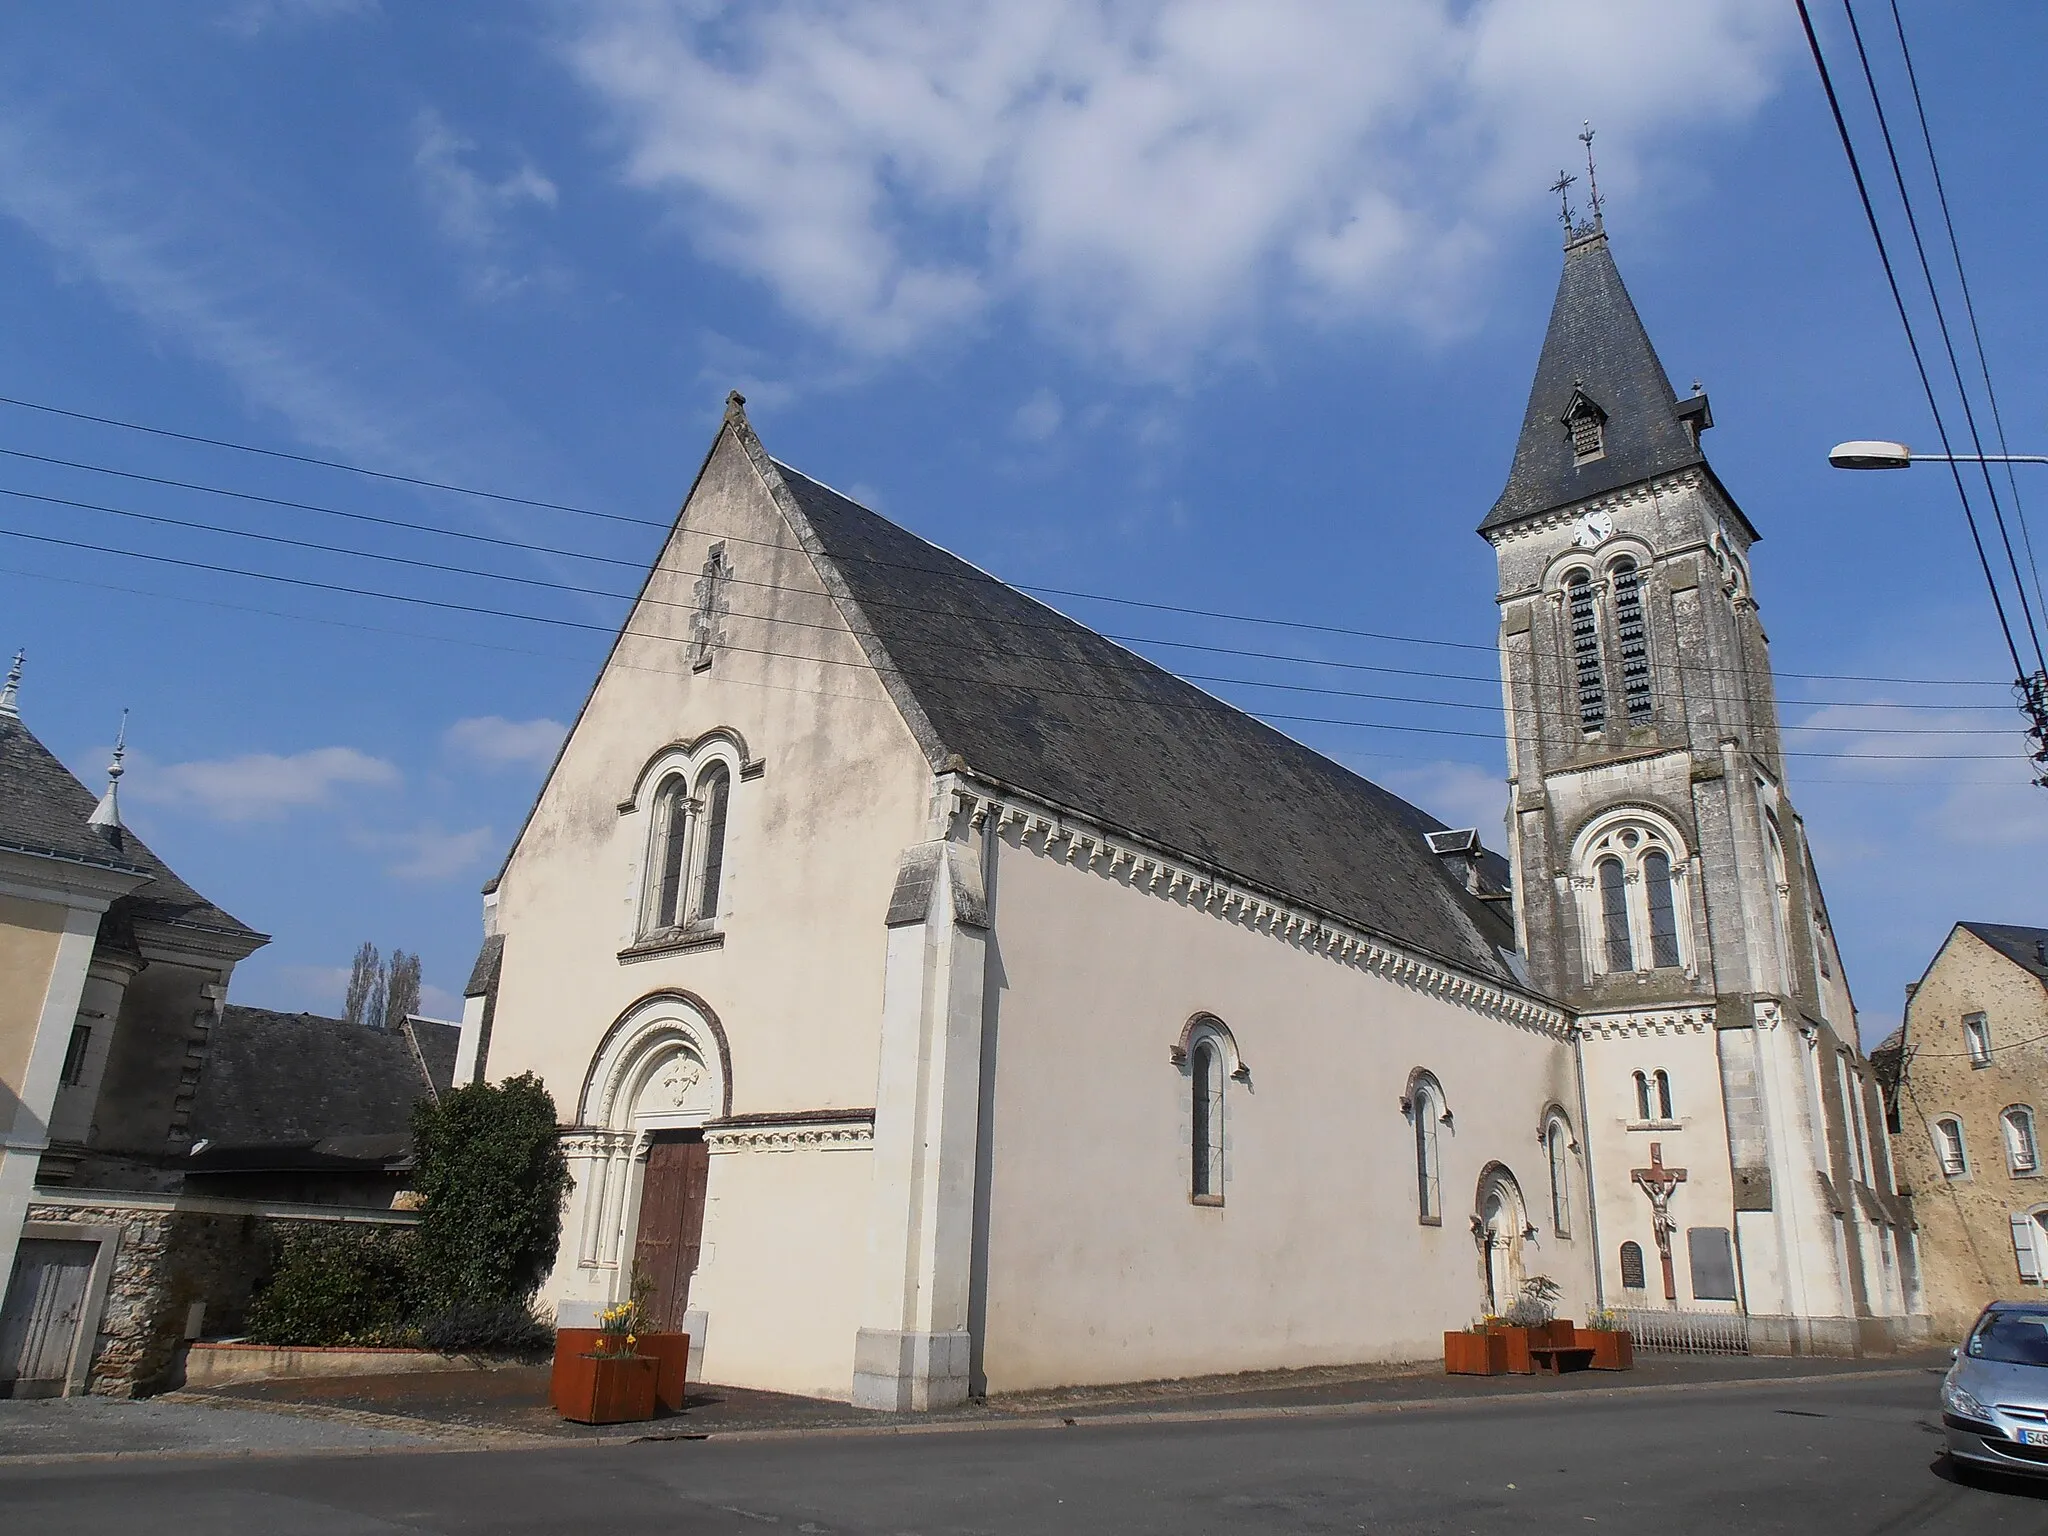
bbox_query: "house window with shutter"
[2006,1107,2040,1177]
[1965,1013,1993,1067]
[1935,1116,1969,1177]
[2012,1211,2047,1285]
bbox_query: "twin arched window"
[1579,818,1687,974]
[1633,1069,1674,1123]
[1561,555,1655,734]
[644,760,732,935]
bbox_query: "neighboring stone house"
[461,211,1922,1409]
[0,669,429,1396]
[1874,922,2048,1339]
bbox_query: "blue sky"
[1,1,2040,1039]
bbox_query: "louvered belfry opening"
[1567,571,1606,731]
[1611,557,1654,723]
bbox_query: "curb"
[696,1363,1939,1443]
[0,1362,1941,1467]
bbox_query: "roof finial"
[1549,170,1578,237]
[724,389,748,423]
[0,650,19,717]
[1578,121,1604,226]
[88,709,128,835]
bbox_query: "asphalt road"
[5,1369,2045,1534]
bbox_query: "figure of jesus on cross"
[1632,1142,1688,1302]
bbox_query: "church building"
[464,212,1925,1407]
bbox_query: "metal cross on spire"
[1549,170,1578,232]
[1579,121,1605,224]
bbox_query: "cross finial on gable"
[0,649,20,716]
[724,390,749,424]
[1550,170,1577,234]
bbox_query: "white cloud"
[218,0,377,38]
[444,715,569,770]
[1011,387,1064,443]
[131,746,400,822]
[564,0,1791,370]
[411,108,563,300]
[360,823,498,883]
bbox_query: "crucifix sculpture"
[1631,1142,1688,1302]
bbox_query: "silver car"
[1943,1301,2048,1477]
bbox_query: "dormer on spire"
[1562,387,1608,463]
[0,650,21,717]
[88,709,128,840]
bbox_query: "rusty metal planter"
[1444,1331,1507,1375]
[1574,1328,1635,1370]
[555,1351,658,1424]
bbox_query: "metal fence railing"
[1613,1307,1751,1356]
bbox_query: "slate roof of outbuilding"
[1960,921,2048,992]
[767,458,1525,989]
[1482,227,1742,537]
[0,710,262,941]
[189,1005,458,1148]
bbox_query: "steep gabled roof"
[1483,227,1740,536]
[1960,921,2048,992]
[189,1006,456,1147]
[754,450,1524,989]
[0,711,263,942]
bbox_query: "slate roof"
[188,1006,458,1148]
[1482,227,1731,535]
[768,458,1525,989]
[0,711,262,942]
[1961,921,2048,991]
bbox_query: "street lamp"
[1827,439,2048,787]
[1828,439,2048,469]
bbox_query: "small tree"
[385,950,422,1030]
[344,941,385,1029]
[409,1073,570,1315]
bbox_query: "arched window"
[1413,1078,1443,1225]
[1191,1039,1223,1203]
[1935,1116,1968,1177]
[1620,1240,1646,1290]
[652,775,691,930]
[1574,815,1691,976]
[1634,1071,1652,1122]
[1610,557,1654,723]
[1654,1070,1673,1121]
[1598,858,1632,971]
[1547,1119,1572,1236]
[2006,1107,2040,1177]
[1643,850,1681,968]
[1566,570,1606,731]
[694,762,731,922]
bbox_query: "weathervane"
[1549,170,1578,232]
[1579,121,1604,224]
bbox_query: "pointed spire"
[1482,225,1712,534]
[0,650,21,717]
[88,709,128,837]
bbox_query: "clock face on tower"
[1571,511,1614,549]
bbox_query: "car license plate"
[2019,1428,2048,1446]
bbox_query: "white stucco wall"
[975,828,1593,1393]
[482,426,936,1396]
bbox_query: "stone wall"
[1892,928,2048,1339]
[25,1196,415,1396]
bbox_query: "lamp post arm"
[1910,454,2048,466]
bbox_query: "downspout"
[1571,1018,1608,1313]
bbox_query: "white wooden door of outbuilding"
[0,1239,96,1398]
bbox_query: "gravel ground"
[0,1396,439,1459]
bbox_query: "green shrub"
[244,1226,417,1346]
[409,1072,571,1315]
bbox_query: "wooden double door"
[633,1131,710,1332]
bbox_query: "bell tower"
[1482,199,1919,1348]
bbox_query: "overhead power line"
[0,390,2018,690]
[0,523,2022,763]
[0,479,2016,717]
